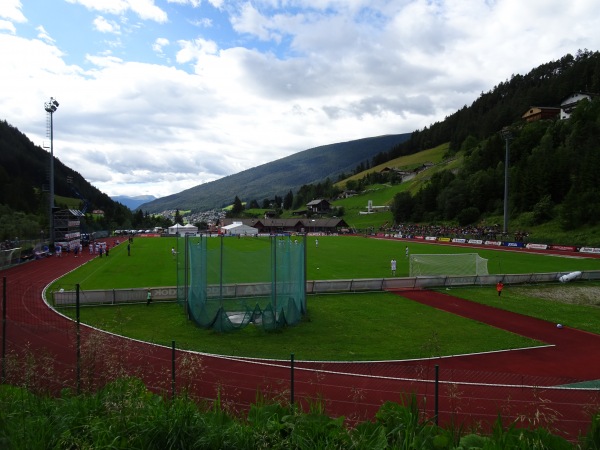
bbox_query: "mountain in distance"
[139,133,411,213]
[112,194,157,211]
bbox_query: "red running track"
[392,289,600,383]
[1,247,599,441]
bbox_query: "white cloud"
[206,0,224,8]
[93,16,121,34]
[175,37,218,64]
[65,0,168,23]
[1,0,600,199]
[0,0,26,23]
[189,17,212,28]
[152,37,170,53]
[230,3,280,42]
[0,20,17,33]
[168,0,202,7]
[36,25,56,44]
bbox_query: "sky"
[1,1,599,200]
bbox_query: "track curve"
[2,243,599,441]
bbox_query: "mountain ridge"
[113,195,157,210]
[138,133,411,213]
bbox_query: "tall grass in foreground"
[0,378,595,449]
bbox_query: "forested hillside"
[0,120,132,239]
[376,50,600,161]
[330,50,600,231]
[389,97,600,230]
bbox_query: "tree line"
[227,178,345,218]
[380,49,600,161]
[391,96,600,229]
[0,119,172,241]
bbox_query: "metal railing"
[51,270,600,306]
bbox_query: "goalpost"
[0,247,21,270]
[409,253,489,277]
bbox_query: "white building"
[168,223,198,235]
[561,92,594,120]
[220,221,259,236]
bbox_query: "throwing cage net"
[176,234,306,332]
[409,253,489,277]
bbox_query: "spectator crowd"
[384,224,529,242]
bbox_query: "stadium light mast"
[500,127,513,235]
[44,97,59,247]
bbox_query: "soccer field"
[54,235,600,290]
[52,234,600,360]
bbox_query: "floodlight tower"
[44,97,59,247]
[500,127,513,235]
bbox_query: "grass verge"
[59,291,541,361]
[437,282,600,335]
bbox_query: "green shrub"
[0,377,596,449]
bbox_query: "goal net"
[409,253,489,277]
[0,247,21,270]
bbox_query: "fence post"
[76,284,81,395]
[171,340,176,399]
[434,364,439,426]
[2,277,6,384]
[290,353,295,409]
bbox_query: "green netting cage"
[176,234,306,332]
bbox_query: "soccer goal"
[409,253,489,277]
[0,247,21,270]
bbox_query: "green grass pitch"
[56,235,600,289]
[54,235,600,361]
